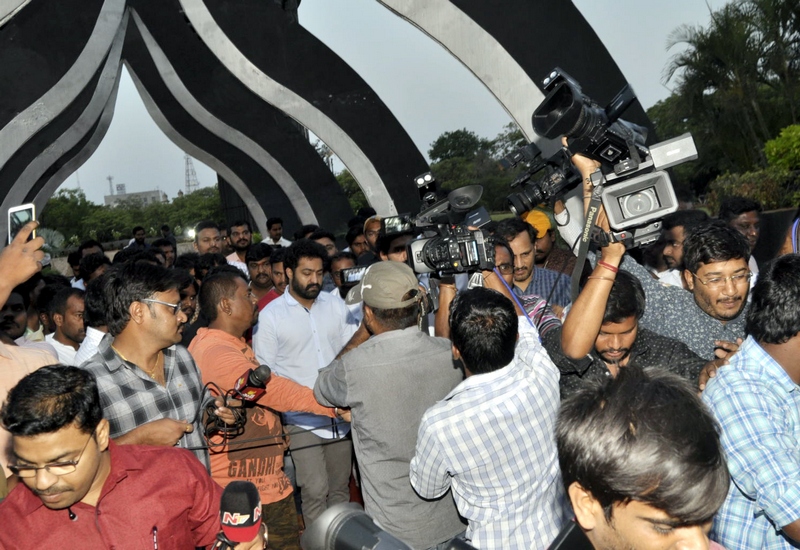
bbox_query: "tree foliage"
[653,0,800,197]
[336,169,369,212]
[40,186,223,250]
[765,124,800,169]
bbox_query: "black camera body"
[382,176,494,275]
[408,224,495,275]
[505,68,697,248]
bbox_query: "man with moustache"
[719,196,762,278]
[0,366,265,549]
[80,262,235,469]
[190,269,344,549]
[227,220,253,274]
[253,240,355,528]
[659,209,711,288]
[193,220,223,255]
[246,243,274,303]
[258,247,288,311]
[569,155,751,370]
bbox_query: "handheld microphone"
[215,481,263,549]
[233,364,272,402]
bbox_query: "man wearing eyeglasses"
[568,155,750,380]
[0,366,265,549]
[79,262,235,469]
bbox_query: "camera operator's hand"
[0,221,45,306]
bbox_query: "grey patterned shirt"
[79,334,211,469]
[619,255,748,360]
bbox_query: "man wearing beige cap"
[314,261,466,549]
[523,209,577,276]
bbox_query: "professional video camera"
[382,173,495,275]
[505,68,697,247]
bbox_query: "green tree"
[336,170,368,212]
[39,189,101,240]
[428,129,491,163]
[765,124,800,169]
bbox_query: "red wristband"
[598,261,619,273]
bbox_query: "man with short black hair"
[346,225,369,261]
[45,287,85,365]
[315,262,466,548]
[704,254,800,548]
[151,237,176,268]
[79,262,234,468]
[719,195,762,276]
[257,248,287,311]
[74,275,108,366]
[253,239,355,527]
[160,223,177,250]
[246,242,274,304]
[193,220,223,255]
[658,209,711,287]
[555,240,711,397]
[126,226,148,251]
[411,287,566,549]
[227,220,253,267]
[263,217,291,248]
[495,217,571,308]
[191,269,341,550]
[558,367,729,549]
[78,252,110,287]
[0,366,264,549]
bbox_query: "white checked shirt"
[410,321,567,549]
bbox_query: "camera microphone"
[215,481,263,549]
[233,364,272,402]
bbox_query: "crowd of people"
[0,147,799,550]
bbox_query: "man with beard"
[45,287,86,365]
[568,154,751,369]
[190,269,344,549]
[253,240,355,528]
[227,220,253,274]
[553,239,713,398]
[246,243,274,304]
[719,196,762,281]
[328,251,362,328]
[193,220,223,255]
[658,209,711,288]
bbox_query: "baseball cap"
[345,261,420,308]
[220,481,262,543]
[523,209,552,238]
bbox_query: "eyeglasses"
[142,298,181,315]
[9,431,94,478]
[691,271,751,290]
[496,263,513,274]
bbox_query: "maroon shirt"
[0,441,223,549]
[257,289,281,312]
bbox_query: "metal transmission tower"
[107,175,114,196]
[184,155,200,195]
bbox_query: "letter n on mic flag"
[221,481,262,543]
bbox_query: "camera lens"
[619,188,658,218]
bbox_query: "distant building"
[104,189,168,208]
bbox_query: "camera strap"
[570,177,605,302]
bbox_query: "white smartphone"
[8,203,35,245]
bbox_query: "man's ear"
[568,481,603,532]
[451,343,461,361]
[284,266,294,283]
[683,269,694,290]
[52,312,64,329]
[219,297,233,317]
[95,418,110,452]
[128,301,147,326]
[192,241,199,252]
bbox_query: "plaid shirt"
[703,336,800,549]
[410,324,567,549]
[80,334,211,469]
[513,266,572,308]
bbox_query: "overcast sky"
[65,0,720,206]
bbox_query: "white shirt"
[44,333,78,365]
[253,290,356,438]
[74,326,106,366]
[262,236,292,248]
[328,287,363,329]
[225,252,249,276]
[656,268,685,288]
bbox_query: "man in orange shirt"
[189,269,346,550]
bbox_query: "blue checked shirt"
[79,334,212,469]
[703,336,800,549]
[513,266,572,308]
[410,322,567,549]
